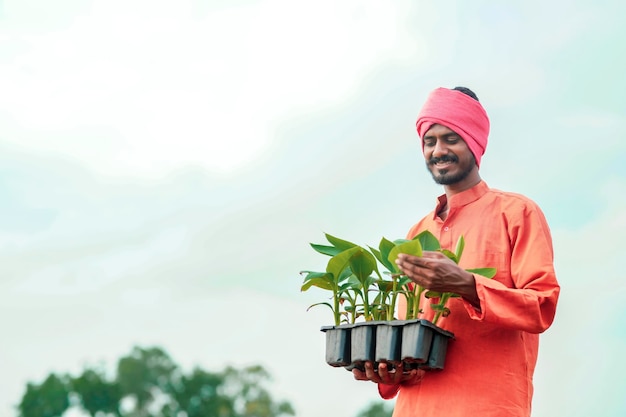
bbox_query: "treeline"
[16,346,294,417]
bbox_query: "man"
[352,86,560,417]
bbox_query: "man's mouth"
[430,156,457,167]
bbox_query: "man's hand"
[395,251,480,307]
[352,361,423,386]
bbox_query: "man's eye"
[424,141,435,147]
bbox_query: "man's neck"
[443,172,482,200]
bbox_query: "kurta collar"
[434,180,490,218]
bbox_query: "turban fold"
[416,88,490,167]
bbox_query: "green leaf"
[440,249,458,263]
[454,235,465,261]
[466,267,497,279]
[388,239,423,267]
[299,269,315,276]
[299,270,325,276]
[337,267,354,283]
[310,243,342,256]
[369,246,383,264]
[325,233,358,251]
[376,280,394,292]
[301,275,333,291]
[378,237,397,271]
[346,275,361,285]
[306,302,334,312]
[326,246,360,280]
[339,276,362,292]
[414,230,441,251]
[349,249,377,283]
[398,277,412,287]
[424,290,441,298]
[430,305,450,316]
[300,270,329,281]
[393,238,411,245]
[369,247,389,273]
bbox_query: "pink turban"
[416,87,490,167]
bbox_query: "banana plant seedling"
[300,231,496,326]
[300,234,382,326]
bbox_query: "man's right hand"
[352,361,424,386]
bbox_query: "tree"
[165,367,235,417]
[115,346,177,415]
[355,401,394,417]
[18,374,70,417]
[16,346,295,417]
[71,368,122,416]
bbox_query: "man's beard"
[426,154,474,185]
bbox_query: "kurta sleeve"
[378,383,400,399]
[462,200,560,333]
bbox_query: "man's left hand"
[395,251,479,306]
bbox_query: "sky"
[1,0,625,416]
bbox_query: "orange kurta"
[379,181,560,417]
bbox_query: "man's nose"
[432,139,448,157]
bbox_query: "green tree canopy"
[17,346,295,417]
[355,401,394,417]
[18,374,70,417]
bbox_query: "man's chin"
[430,168,450,184]
[431,170,464,185]
[433,176,452,185]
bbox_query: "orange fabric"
[380,181,560,417]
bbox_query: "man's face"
[422,124,476,185]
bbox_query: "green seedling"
[301,231,496,326]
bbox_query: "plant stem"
[389,275,398,321]
[362,287,371,321]
[432,293,450,325]
[409,286,424,320]
[433,310,441,325]
[350,291,357,324]
[333,285,341,326]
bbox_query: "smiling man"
[352,87,561,417]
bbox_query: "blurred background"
[1,0,625,416]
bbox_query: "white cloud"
[12,225,190,296]
[0,0,425,178]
